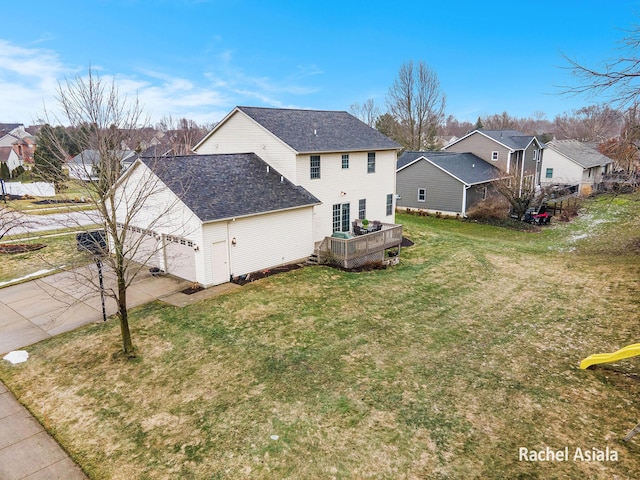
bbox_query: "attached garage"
[163,235,197,283]
[116,153,320,287]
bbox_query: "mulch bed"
[32,199,87,205]
[0,243,46,254]
[181,285,205,295]
[231,263,304,286]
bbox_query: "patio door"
[332,202,350,232]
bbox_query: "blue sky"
[2,0,640,126]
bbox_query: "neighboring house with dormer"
[114,152,320,286]
[541,139,614,195]
[193,106,402,243]
[396,151,501,216]
[0,124,35,170]
[443,129,544,186]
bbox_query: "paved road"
[11,209,102,234]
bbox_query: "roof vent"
[313,129,317,136]
[280,175,284,183]
[267,165,270,173]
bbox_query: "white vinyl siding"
[296,149,396,242]
[226,207,314,277]
[194,110,298,179]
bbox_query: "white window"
[367,152,376,173]
[417,188,426,202]
[342,154,349,169]
[310,155,320,179]
[491,151,499,161]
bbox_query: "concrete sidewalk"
[0,381,87,479]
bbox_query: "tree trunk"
[116,267,134,355]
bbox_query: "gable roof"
[397,151,501,185]
[544,139,614,168]
[196,106,401,154]
[0,146,13,162]
[139,153,320,223]
[0,123,23,136]
[446,129,540,152]
[70,149,137,166]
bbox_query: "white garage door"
[164,235,197,282]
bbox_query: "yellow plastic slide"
[580,343,640,370]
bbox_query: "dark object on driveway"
[524,205,552,225]
[76,230,107,254]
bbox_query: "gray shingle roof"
[479,129,536,150]
[237,106,401,153]
[397,151,501,185]
[545,139,614,168]
[140,153,320,223]
[70,149,136,165]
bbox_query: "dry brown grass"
[1,194,640,479]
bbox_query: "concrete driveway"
[0,265,191,355]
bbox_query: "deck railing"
[317,223,403,269]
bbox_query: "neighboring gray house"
[541,139,613,195]
[444,129,544,185]
[396,151,501,216]
[68,149,138,181]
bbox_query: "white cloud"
[0,38,325,126]
[0,39,75,123]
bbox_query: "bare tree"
[0,206,28,241]
[155,116,210,155]
[563,26,640,108]
[481,111,519,131]
[38,69,189,356]
[492,170,540,221]
[553,105,622,142]
[349,99,381,127]
[386,60,446,150]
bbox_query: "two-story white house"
[112,107,401,286]
[193,106,402,243]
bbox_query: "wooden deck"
[316,223,403,269]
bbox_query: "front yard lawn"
[1,194,639,478]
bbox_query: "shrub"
[466,197,510,221]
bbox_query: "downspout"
[462,184,470,217]
[520,150,526,197]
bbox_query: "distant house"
[0,146,22,175]
[444,129,544,185]
[541,139,614,195]
[396,151,501,216]
[0,124,35,170]
[68,149,138,181]
[194,106,402,243]
[114,153,320,286]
